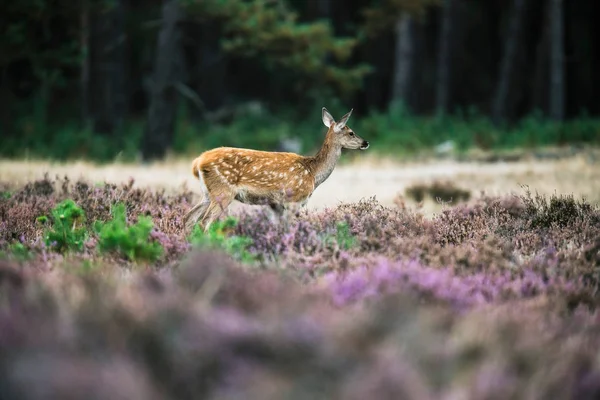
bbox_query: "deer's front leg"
[269,202,286,216]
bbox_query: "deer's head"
[322,108,369,150]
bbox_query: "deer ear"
[322,107,335,128]
[335,108,353,130]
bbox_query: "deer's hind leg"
[183,169,212,232]
[201,192,234,231]
[184,198,210,232]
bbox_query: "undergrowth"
[521,186,596,229]
[187,216,256,263]
[405,180,471,203]
[1,176,600,399]
[94,203,163,263]
[37,199,87,253]
[3,105,600,161]
[324,221,357,251]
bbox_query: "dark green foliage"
[2,0,600,163]
[94,203,163,263]
[3,103,600,162]
[183,0,371,97]
[39,199,87,253]
[356,106,600,158]
[361,0,440,36]
[188,217,256,263]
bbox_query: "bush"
[3,104,600,162]
[94,203,163,263]
[405,180,471,203]
[188,217,256,263]
[38,199,87,253]
[521,188,595,229]
[0,242,32,262]
[2,178,600,398]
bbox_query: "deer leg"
[183,197,210,232]
[201,192,234,231]
[269,202,285,216]
[267,202,289,226]
[184,169,213,232]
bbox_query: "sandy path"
[1,155,598,215]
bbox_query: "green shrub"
[188,217,256,263]
[94,203,163,263]
[9,242,32,261]
[324,221,357,251]
[0,242,33,262]
[38,199,87,253]
[3,102,600,162]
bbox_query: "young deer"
[183,107,369,232]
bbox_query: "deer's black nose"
[360,141,369,150]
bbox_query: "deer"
[183,107,369,232]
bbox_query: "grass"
[1,151,599,220]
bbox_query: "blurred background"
[1,0,599,162]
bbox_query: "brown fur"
[184,108,369,232]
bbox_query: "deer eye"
[348,131,355,137]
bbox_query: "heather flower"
[323,257,582,309]
[1,178,600,399]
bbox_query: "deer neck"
[308,131,342,188]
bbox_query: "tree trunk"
[142,0,183,161]
[492,0,527,124]
[392,13,415,108]
[80,0,90,127]
[88,0,126,136]
[317,0,331,19]
[436,0,456,116]
[195,22,227,115]
[549,0,565,121]
[532,2,550,114]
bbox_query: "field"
[1,153,600,399]
[2,149,600,214]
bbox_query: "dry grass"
[1,154,598,216]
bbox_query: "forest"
[1,0,600,161]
